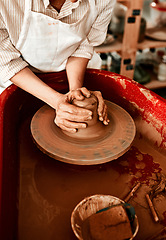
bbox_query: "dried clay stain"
[111,146,162,186]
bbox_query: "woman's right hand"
[54,88,93,133]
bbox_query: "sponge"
[82,205,133,240]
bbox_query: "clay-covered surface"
[17,117,166,240]
[0,70,166,240]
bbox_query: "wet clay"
[30,98,136,165]
[63,95,106,139]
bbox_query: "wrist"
[69,82,83,91]
[50,92,64,110]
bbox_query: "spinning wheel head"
[30,98,136,165]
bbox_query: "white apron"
[15,0,101,72]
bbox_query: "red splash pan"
[0,69,166,240]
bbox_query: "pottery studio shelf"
[95,0,166,90]
[144,75,166,90]
[144,80,166,90]
[95,38,166,90]
[95,38,166,54]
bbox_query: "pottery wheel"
[31,99,136,165]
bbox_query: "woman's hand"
[54,88,92,133]
[68,88,109,126]
[54,87,109,132]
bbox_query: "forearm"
[66,56,89,90]
[10,67,62,109]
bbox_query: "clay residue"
[114,77,127,90]
[135,115,166,150]
[139,88,160,106]
[28,185,60,225]
[111,146,162,186]
[129,101,144,113]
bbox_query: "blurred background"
[96,0,166,98]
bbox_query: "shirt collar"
[63,0,82,10]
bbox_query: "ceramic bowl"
[71,194,139,240]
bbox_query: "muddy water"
[18,116,166,240]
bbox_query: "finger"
[99,103,106,121]
[68,90,85,101]
[103,117,110,125]
[73,89,85,100]
[66,90,83,103]
[65,94,73,103]
[103,104,107,118]
[102,105,110,125]
[55,118,87,130]
[55,122,77,133]
[98,102,105,118]
[59,102,92,116]
[99,103,109,125]
[57,109,92,122]
[79,87,91,98]
[93,91,104,116]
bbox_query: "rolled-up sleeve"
[0,14,28,87]
[71,0,116,59]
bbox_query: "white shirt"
[0,0,115,86]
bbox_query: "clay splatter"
[111,146,162,186]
